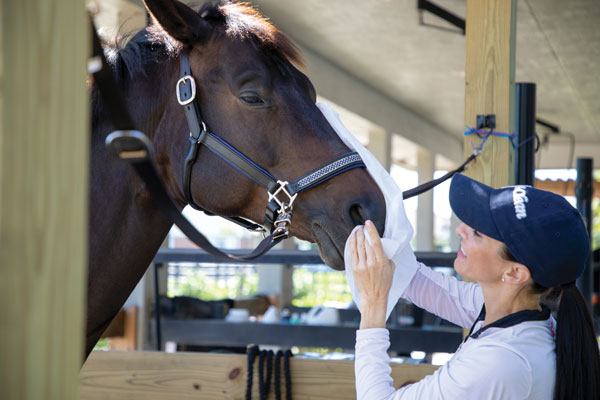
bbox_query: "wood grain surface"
[463,0,517,187]
[0,1,89,399]
[80,351,438,400]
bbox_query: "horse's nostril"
[348,203,365,227]
[346,200,386,235]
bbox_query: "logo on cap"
[513,186,528,220]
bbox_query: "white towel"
[317,102,418,320]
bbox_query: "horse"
[88,0,386,357]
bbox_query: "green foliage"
[168,267,258,300]
[592,197,599,251]
[93,337,110,351]
[293,346,347,356]
[292,268,352,308]
[592,170,600,251]
[165,264,353,309]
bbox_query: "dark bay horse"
[88,0,385,356]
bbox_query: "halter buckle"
[176,75,196,105]
[268,180,298,213]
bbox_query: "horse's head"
[142,0,386,269]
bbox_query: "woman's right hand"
[350,220,395,329]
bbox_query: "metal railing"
[152,249,461,353]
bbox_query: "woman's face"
[454,222,507,284]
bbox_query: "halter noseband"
[176,50,365,238]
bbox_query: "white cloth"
[316,102,416,320]
[355,263,557,400]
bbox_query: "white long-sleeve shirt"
[355,262,557,400]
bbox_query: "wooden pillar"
[367,125,392,172]
[0,1,88,399]
[463,0,517,187]
[257,239,296,309]
[415,149,434,251]
[449,214,461,252]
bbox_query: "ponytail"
[553,284,600,400]
[500,244,599,399]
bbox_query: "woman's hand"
[350,220,395,329]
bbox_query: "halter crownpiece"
[177,50,366,237]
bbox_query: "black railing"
[152,249,462,353]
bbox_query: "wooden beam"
[535,178,600,199]
[463,0,517,187]
[0,1,88,399]
[80,351,438,400]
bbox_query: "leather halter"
[176,50,365,237]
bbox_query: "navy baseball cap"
[449,174,590,288]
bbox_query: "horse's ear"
[142,0,212,46]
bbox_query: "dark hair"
[500,245,600,400]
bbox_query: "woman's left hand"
[350,220,395,329]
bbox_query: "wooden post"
[463,0,517,187]
[0,1,88,399]
[415,149,435,251]
[367,125,392,172]
[257,239,296,309]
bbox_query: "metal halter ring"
[250,224,268,238]
[268,180,298,213]
[190,121,207,142]
[176,75,196,106]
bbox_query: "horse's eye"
[240,93,265,106]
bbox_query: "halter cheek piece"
[176,50,365,238]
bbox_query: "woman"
[350,174,600,400]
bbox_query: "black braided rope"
[263,350,274,400]
[274,351,283,400]
[284,350,293,400]
[257,350,275,400]
[246,345,259,400]
[265,350,275,396]
[247,347,290,399]
[258,350,266,400]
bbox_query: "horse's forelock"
[209,1,304,68]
